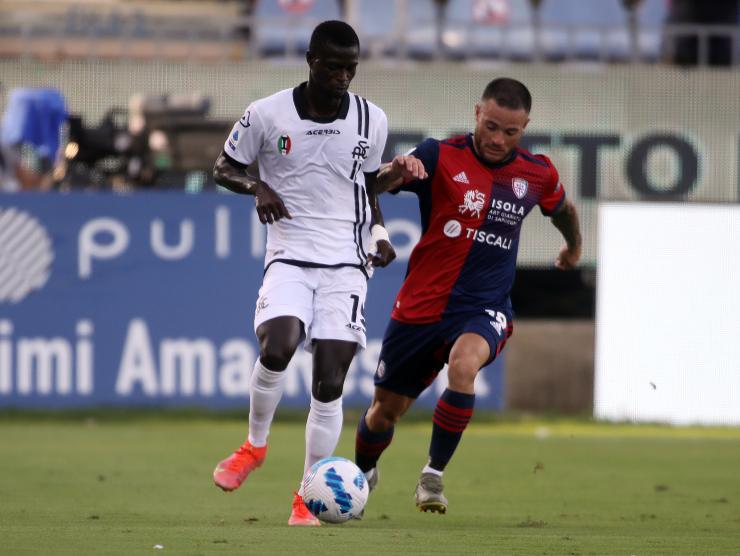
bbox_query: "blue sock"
[355,409,394,472]
[429,389,475,472]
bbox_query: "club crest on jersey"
[277,134,292,156]
[512,177,528,199]
[459,189,486,218]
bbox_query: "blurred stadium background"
[2,2,740,554]
[1,1,739,423]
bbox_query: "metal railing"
[0,5,738,65]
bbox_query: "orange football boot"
[212,440,267,492]
[288,492,321,526]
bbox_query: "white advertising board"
[595,203,740,425]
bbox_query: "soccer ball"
[301,457,369,523]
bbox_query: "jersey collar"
[466,133,517,169]
[293,82,351,123]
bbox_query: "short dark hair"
[309,20,360,53]
[481,78,532,113]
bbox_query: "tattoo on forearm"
[552,201,582,249]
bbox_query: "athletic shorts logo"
[459,189,486,218]
[277,135,292,156]
[376,360,386,378]
[512,178,528,199]
[443,219,462,238]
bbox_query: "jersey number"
[350,294,366,327]
[485,309,507,335]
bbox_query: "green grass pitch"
[1,413,739,555]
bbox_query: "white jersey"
[224,83,388,273]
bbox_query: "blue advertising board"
[0,192,504,409]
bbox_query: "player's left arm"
[365,170,396,268]
[362,107,398,268]
[550,198,582,270]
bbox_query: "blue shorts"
[374,308,514,399]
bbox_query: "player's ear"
[474,102,481,120]
[522,117,530,130]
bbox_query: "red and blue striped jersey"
[391,133,566,324]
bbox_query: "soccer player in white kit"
[211,21,422,526]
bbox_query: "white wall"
[595,203,740,425]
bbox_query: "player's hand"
[368,239,396,268]
[254,182,292,224]
[555,243,581,270]
[390,154,427,183]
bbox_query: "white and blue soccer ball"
[302,457,369,523]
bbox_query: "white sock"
[298,396,343,496]
[422,464,443,477]
[247,359,287,448]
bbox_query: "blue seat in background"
[445,0,668,62]
[254,0,341,57]
[356,0,399,57]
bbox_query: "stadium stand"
[0,0,737,65]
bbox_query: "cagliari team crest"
[278,134,292,156]
[512,177,528,199]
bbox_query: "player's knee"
[259,344,296,371]
[312,375,345,402]
[447,359,478,390]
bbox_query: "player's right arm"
[375,154,427,193]
[376,138,439,194]
[214,103,291,224]
[213,154,291,224]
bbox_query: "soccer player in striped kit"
[210,21,422,526]
[355,78,583,513]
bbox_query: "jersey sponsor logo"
[452,171,470,184]
[305,129,341,136]
[443,219,462,238]
[465,227,513,250]
[277,134,292,156]
[459,189,486,218]
[239,110,251,128]
[512,177,528,199]
[488,198,525,216]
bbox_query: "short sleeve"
[538,157,566,216]
[223,103,264,166]
[363,109,388,173]
[394,138,439,195]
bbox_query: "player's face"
[473,99,529,164]
[307,43,360,100]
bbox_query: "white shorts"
[254,263,369,351]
